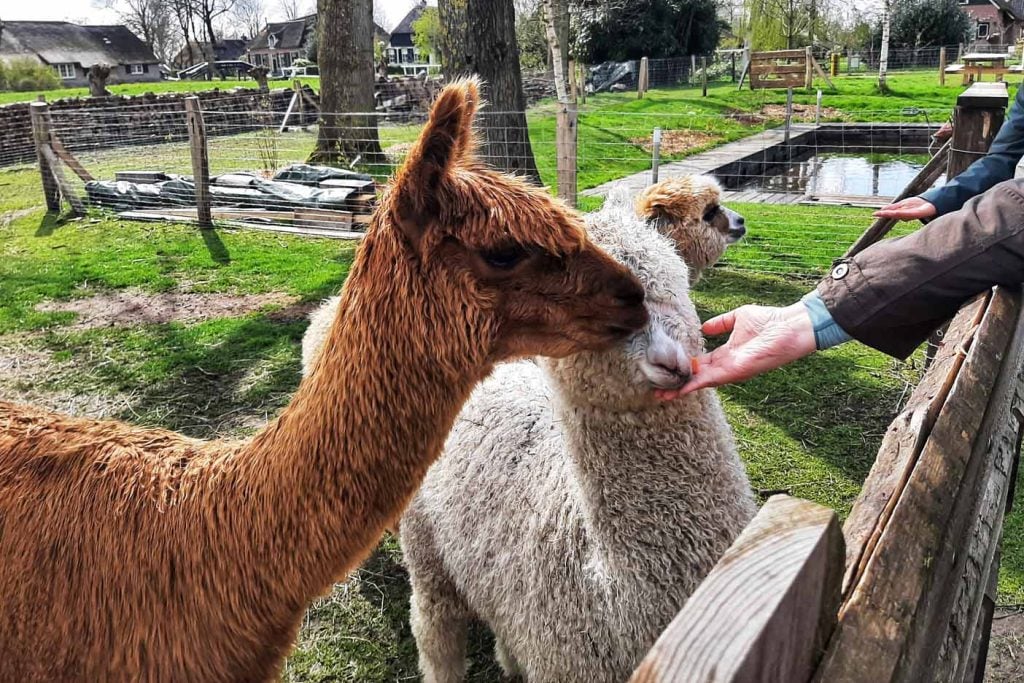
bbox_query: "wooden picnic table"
[961,52,1012,84]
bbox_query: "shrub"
[0,58,61,92]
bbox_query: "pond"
[743,154,946,197]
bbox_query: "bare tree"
[878,0,890,90]
[195,0,236,77]
[232,0,266,38]
[540,0,569,101]
[105,0,179,64]
[169,0,200,67]
[439,0,541,182]
[279,0,306,20]
[311,0,385,167]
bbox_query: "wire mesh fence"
[31,93,957,283]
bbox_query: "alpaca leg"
[494,637,524,679]
[410,573,470,683]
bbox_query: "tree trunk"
[878,0,891,90]
[311,0,385,168]
[88,65,112,97]
[541,0,570,103]
[438,0,541,182]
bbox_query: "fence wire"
[34,96,957,281]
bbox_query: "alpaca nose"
[644,327,691,389]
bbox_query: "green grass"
[0,76,321,105]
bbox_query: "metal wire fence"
[31,94,957,280]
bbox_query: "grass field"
[4,69,1024,679]
[0,76,321,105]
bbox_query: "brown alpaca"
[635,175,745,281]
[0,79,647,681]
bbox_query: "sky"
[0,0,431,31]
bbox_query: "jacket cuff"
[919,187,961,220]
[801,290,853,350]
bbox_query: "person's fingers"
[701,308,739,336]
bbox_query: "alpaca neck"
[560,395,754,579]
[238,225,487,599]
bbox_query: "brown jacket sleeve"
[818,179,1024,359]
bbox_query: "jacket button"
[831,263,849,280]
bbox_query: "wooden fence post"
[924,83,1009,363]
[651,127,662,184]
[805,45,813,89]
[701,56,708,96]
[292,79,304,125]
[784,87,793,146]
[555,102,578,207]
[637,57,649,98]
[939,46,947,86]
[29,102,60,212]
[948,82,1008,178]
[629,496,843,683]
[579,62,587,103]
[184,96,212,228]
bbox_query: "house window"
[405,48,414,63]
[130,64,145,75]
[978,22,990,38]
[54,63,75,80]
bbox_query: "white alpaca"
[397,181,755,683]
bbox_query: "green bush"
[0,58,61,92]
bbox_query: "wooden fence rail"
[634,80,1023,682]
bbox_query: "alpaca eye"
[480,245,527,270]
[703,206,720,222]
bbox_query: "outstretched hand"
[656,302,818,399]
[872,196,937,222]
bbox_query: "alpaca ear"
[391,77,481,246]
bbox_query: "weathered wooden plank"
[811,53,835,90]
[960,546,1000,683]
[39,144,85,215]
[184,97,212,228]
[928,293,1024,681]
[751,64,807,76]
[899,288,1023,681]
[840,293,989,597]
[752,49,807,60]
[817,288,1016,682]
[49,135,94,183]
[752,73,806,89]
[630,495,843,683]
[556,103,578,207]
[30,102,60,212]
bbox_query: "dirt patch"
[630,130,723,155]
[1,208,36,230]
[730,105,850,125]
[0,334,131,419]
[987,609,1024,681]
[35,289,299,330]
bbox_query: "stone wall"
[0,87,316,168]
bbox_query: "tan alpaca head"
[381,77,648,362]
[635,176,745,281]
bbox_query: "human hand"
[655,302,817,399]
[873,197,937,221]
[934,121,953,142]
